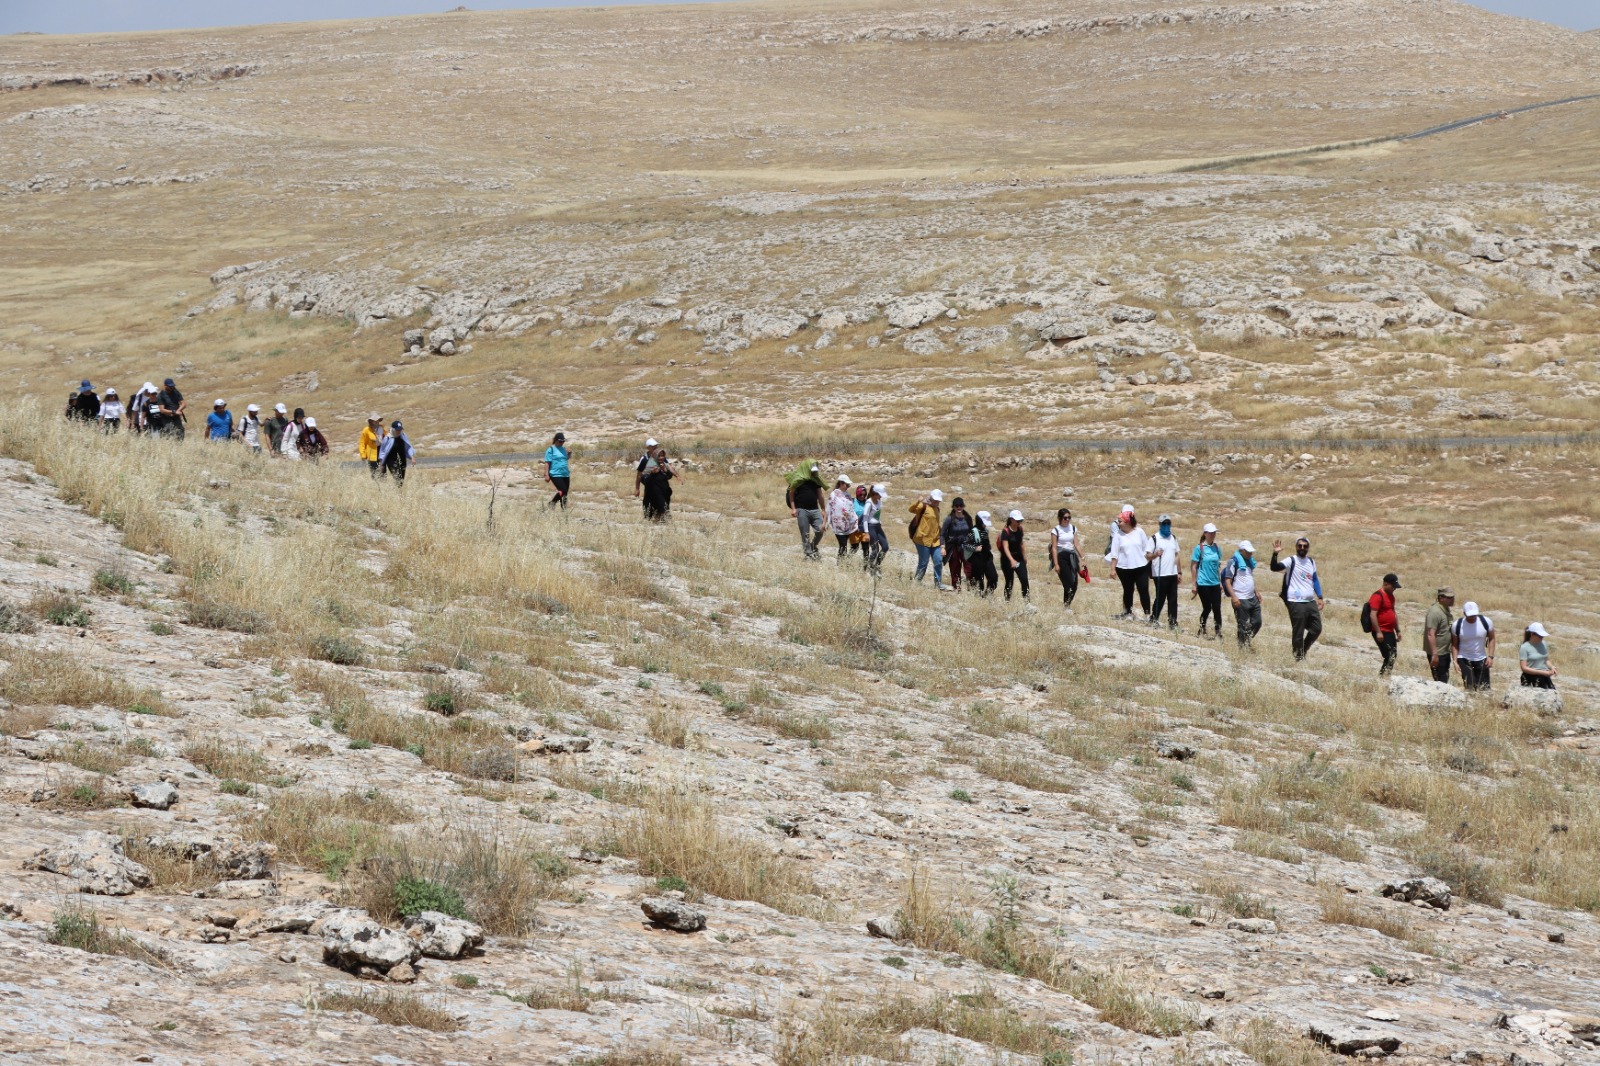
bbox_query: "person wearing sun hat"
[155,377,186,438]
[908,488,945,586]
[826,474,859,559]
[999,509,1030,601]
[1450,600,1495,692]
[358,413,386,475]
[206,399,233,442]
[1519,623,1556,690]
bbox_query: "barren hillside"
[1,0,1598,448]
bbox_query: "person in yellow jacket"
[908,489,947,589]
[357,413,386,476]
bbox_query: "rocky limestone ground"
[2,449,1599,1066]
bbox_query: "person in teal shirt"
[1190,522,1224,637]
[542,431,571,508]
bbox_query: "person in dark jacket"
[154,378,186,439]
[941,498,974,592]
[66,381,101,422]
[378,419,415,483]
[965,510,999,596]
[299,417,330,460]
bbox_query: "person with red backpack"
[1363,573,1402,676]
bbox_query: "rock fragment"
[1306,1019,1402,1056]
[866,916,903,940]
[1225,918,1278,934]
[129,782,179,810]
[402,910,485,959]
[315,911,421,975]
[23,832,152,896]
[641,896,706,933]
[1381,877,1452,911]
[1154,738,1196,761]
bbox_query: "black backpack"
[1360,599,1374,634]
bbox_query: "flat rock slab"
[1307,1018,1402,1056]
[641,896,706,933]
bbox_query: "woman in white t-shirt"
[97,388,125,433]
[1105,508,1154,621]
[1048,508,1081,608]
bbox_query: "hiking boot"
[1115,611,1133,621]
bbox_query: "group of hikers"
[782,465,1559,694]
[64,379,416,480]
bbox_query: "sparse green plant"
[92,569,135,596]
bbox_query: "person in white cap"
[1221,541,1261,647]
[358,413,386,474]
[908,489,946,587]
[1106,507,1152,620]
[826,475,858,559]
[1518,623,1556,690]
[787,462,829,561]
[299,416,329,460]
[862,484,888,572]
[1147,514,1182,630]
[97,387,124,433]
[1450,601,1495,691]
[206,399,233,442]
[265,403,291,455]
[130,382,158,433]
[238,404,263,453]
[634,437,659,496]
[999,510,1029,600]
[1190,522,1224,637]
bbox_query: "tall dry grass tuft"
[0,647,157,709]
[311,988,461,1032]
[602,790,823,917]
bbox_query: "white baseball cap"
[929,489,944,503]
[1527,622,1549,637]
[214,398,227,407]
[104,387,117,396]
[142,381,156,393]
[368,412,380,422]
[836,474,852,485]
[871,483,886,496]
[1463,601,1480,616]
[1158,513,1172,523]
[1238,540,1254,553]
[645,438,658,447]
[1202,522,1218,533]
[810,463,820,473]
[976,510,991,523]
[246,403,259,413]
[275,403,287,414]
[1009,509,1024,521]
[304,417,316,428]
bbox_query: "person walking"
[639,445,678,522]
[908,489,945,587]
[786,462,828,560]
[1190,523,1224,637]
[265,404,290,454]
[358,414,385,475]
[66,380,100,422]
[827,476,859,558]
[1048,508,1081,609]
[1270,537,1324,660]
[1365,572,1403,676]
[1106,508,1153,620]
[999,510,1029,601]
[1148,515,1182,630]
[155,378,186,439]
[97,388,124,432]
[238,404,263,453]
[1450,601,1495,691]
[378,419,415,483]
[1423,587,1456,684]
[1518,623,1556,690]
[966,510,999,595]
[942,498,974,592]
[206,399,234,442]
[862,484,889,573]
[281,408,306,460]
[300,417,329,460]
[1221,540,1261,647]
[634,437,659,498]
[130,382,158,433]
[543,431,571,508]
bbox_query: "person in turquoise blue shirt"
[542,431,571,508]
[205,399,234,442]
[1190,522,1224,638]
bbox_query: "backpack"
[908,502,925,543]
[1360,599,1374,634]
[964,521,989,560]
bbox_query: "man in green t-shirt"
[1423,587,1455,684]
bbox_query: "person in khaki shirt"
[1423,587,1455,684]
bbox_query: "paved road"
[410,432,1598,468]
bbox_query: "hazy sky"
[2,0,1595,36]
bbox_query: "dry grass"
[183,739,275,785]
[574,1050,685,1066]
[1,704,59,737]
[1233,1018,1344,1066]
[48,907,167,968]
[1316,886,1413,940]
[313,989,461,1032]
[601,790,823,917]
[244,788,412,880]
[0,647,151,709]
[645,706,692,749]
[778,987,1072,1065]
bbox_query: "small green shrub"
[92,570,135,596]
[394,876,469,920]
[183,599,265,634]
[312,635,366,666]
[348,739,374,750]
[655,874,689,893]
[949,789,973,803]
[148,622,175,636]
[219,779,252,796]
[38,593,92,628]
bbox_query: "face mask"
[1160,523,1171,535]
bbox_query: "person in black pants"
[999,510,1029,600]
[542,431,571,508]
[1106,508,1152,620]
[1049,509,1080,608]
[1147,515,1181,630]
[968,511,999,595]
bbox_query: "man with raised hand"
[1270,536,1323,661]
